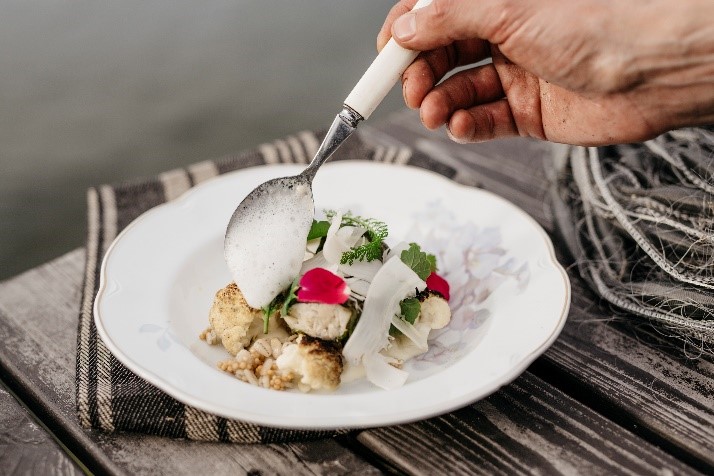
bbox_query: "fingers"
[419,63,505,129]
[379,1,493,110]
[447,100,519,143]
[378,0,541,142]
[416,63,520,143]
[402,40,491,108]
[377,0,418,51]
[392,0,529,50]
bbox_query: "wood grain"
[0,381,82,476]
[357,372,699,476]
[0,250,380,476]
[1,110,713,473]
[2,250,701,475]
[377,110,714,471]
[541,277,714,469]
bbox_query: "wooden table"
[1,110,712,475]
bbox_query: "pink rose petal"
[297,268,350,304]
[426,272,450,301]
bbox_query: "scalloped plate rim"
[94,161,571,429]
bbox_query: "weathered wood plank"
[0,381,82,476]
[540,277,714,469]
[357,372,699,476]
[377,109,714,471]
[2,111,713,473]
[0,229,700,475]
[0,249,381,476]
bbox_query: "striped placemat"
[76,126,457,443]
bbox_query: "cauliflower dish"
[200,211,451,392]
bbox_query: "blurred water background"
[0,1,405,280]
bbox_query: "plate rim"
[94,160,571,429]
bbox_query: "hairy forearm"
[625,0,714,129]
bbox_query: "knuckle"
[389,1,409,18]
[430,87,451,108]
[430,0,455,24]
[482,110,496,140]
[476,0,528,42]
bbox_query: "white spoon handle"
[344,0,432,120]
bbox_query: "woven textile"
[75,127,457,442]
[549,127,714,355]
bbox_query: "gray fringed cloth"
[549,126,714,354]
[76,128,456,443]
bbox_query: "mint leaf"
[399,297,421,324]
[427,253,437,273]
[307,220,330,241]
[390,298,421,336]
[400,243,432,280]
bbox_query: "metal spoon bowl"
[224,107,361,309]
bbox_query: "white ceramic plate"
[95,161,570,429]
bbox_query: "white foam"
[225,181,313,309]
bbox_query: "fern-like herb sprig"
[324,210,388,265]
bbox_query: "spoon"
[225,0,432,310]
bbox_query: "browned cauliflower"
[282,303,352,340]
[275,334,343,391]
[201,283,287,355]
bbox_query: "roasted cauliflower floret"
[276,334,343,391]
[203,283,286,355]
[385,291,451,361]
[418,293,451,329]
[283,303,352,340]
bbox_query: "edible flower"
[297,268,350,305]
[426,272,450,301]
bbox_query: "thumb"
[392,0,524,50]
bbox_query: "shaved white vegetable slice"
[343,256,426,387]
[384,241,410,262]
[363,353,408,390]
[321,213,344,264]
[390,314,429,351]
[306,238,321,254]
[323,213,366,264]
[339,259,383,281]
[345,277,370,298]
[300,251,338,275]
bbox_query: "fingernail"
[402,79,414,108]
[446,125,470,144]
[393,13,416,41]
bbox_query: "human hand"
[379,0,714,145]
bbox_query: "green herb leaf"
[427,253,437,273]
[307,220,331,241]
[399,297,421,324]
[400,243,432,280]
[325,210,389,265]
[280,277,300,318]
